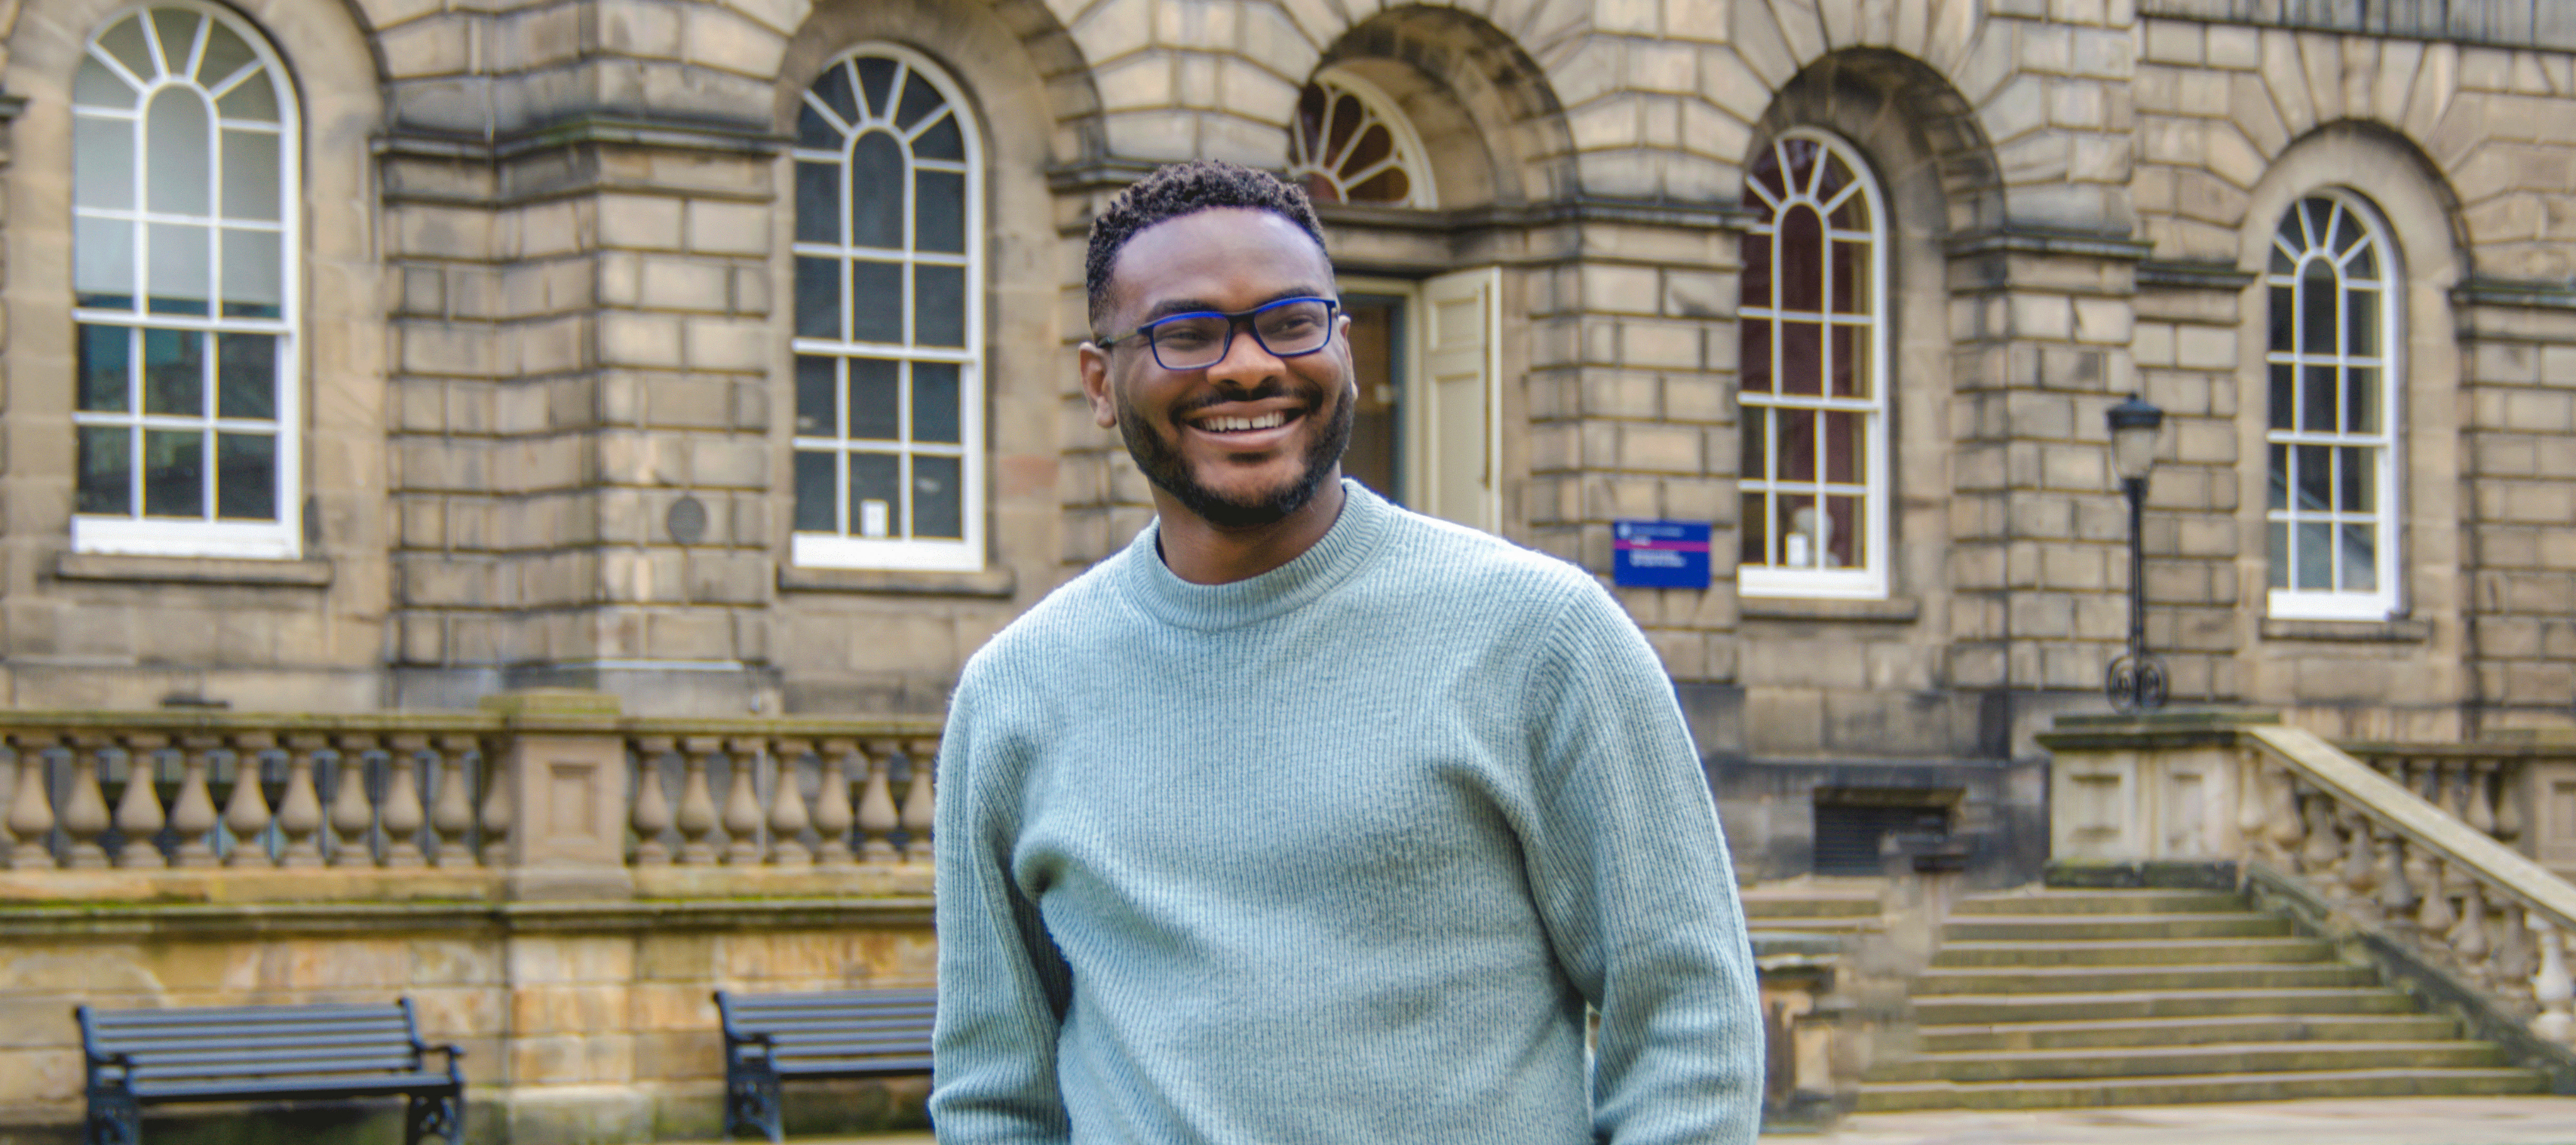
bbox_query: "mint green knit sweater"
[931,483,1762,1144]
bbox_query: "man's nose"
[1204,319,1286,386]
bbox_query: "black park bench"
[75,1000,464,1145]
[715,987,935,1142]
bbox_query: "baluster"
[275,735,328,868]
[429,735,478,867]
[168,735,221,868]
[380,736,428,868]
[2439,762,2476,898]
[478,737,512,867]
[722,739,766,865]
[113,734,170,870]
[2338,807,2380,916]
[2490,759,2524,845]
[2496,897,2538,1004]
[2296,788,2342,877]
[2235,751,2270,863]
[2533,913,2574,1045]
[856,742,900,863]
[811,739,857,868]
[328,736,380,868]
[2265,761,2304,865]
[59,734,116,870]
[768,739,814,867]
[7,735,60,870]
[675,738,722,866]
[900,738,936,864]
[2451,879,2493,989]
[223,733,278,868]
[2413,850,2455,941]
[630,737,675,866]
[2374,827,2415,934]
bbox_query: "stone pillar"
[481,689,633,901]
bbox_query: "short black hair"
[1084,159,1330,337]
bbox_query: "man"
[931,159,1762,1144]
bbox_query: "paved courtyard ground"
[773,1096,2576,1144]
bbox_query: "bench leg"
[86,1085,141,1145]
[723,1059,783,1144]
[405,1089,463,1145]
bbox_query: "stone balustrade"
[0,692,940,902]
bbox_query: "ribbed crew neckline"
[1117,479,1393,632]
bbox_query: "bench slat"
[130,1056,424,1082]
[120,1046,422,1071]
[771,1055,934,1079]
[130,1072,456,1103]
[93,1030,420,1057]
[90,1005,410,1027]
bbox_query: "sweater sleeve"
[929,664,1075,1144]
[1522,582,1764,1145]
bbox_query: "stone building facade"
[1,0,2572,879]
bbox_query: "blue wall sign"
[1613,520,1712,589]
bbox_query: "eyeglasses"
[1100,296,1339,372]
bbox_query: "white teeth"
[1200,412,1287,432]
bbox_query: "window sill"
[1739,595,1921,624]
[55,552,332,587]
[777,565,1017,599]
[2260,616,2430,643]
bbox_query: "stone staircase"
[1858,886,2551,1110]
[1739,876,1885,941]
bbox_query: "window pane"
[795,162,839,245]
[2344,367,2379,434]
[98,18,155,81]
[916,170,965,253]
[1779,206,1823,313]
[2301,364,2333,432]
[76,57,135,106]
[854,58,898,120]
[1829,324,1866,398]
[848,358,899,441]
[912,362,960,444]
[914,265,965,347]
[147,221,211,314]
[849,133,904,250]
[219,129,279,221]
[1778,406,1817,482]
[1740,321,1772,394]
[794,355,837,437]
[1740,405,1767,479]
[2339,524,2376,591]
[196,20,255,87]
[149,10,200,75]
[895,73,943,130]
[143,328,205,415]
[215,432,274,519]
[75,215,135,309]
[1740,233,1771,309]
[791,451,836,532]
[215,70,276,122]
[2295,521,2332,589]
[2268,363,2293,430]
[1824,495,1860,568]
[1780,493,1818,568]
[79,325,132,412]
[913,112,963,162]
[2346,235,2377,279]
[794,257,841,340]
[2299,262,2333,353]
[2267,444,2288,510]
[2337,446,2373,512]
[146,88,212,216]
[2345,288,2378,357]
[75,116,134,209]
[1829,239,1867,314]
[216,332,275,419]
[851,261,902,343]
[1778,321,1820,396]
[2268,521,2289,588]
[812,61,859,126]
[913,455,962,539]
[849,452,900,537]
[1823,410,1862,484]
[78,427,133,515]
[2268,285,2294,353]
[143,429,205,517]
[796,103,840,151]
[219,227,281,316]
[2294,444,2330,510]
[1739,492,1769,565]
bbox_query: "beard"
[1117,378,1355,529]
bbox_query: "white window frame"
[1287,69,1438,209]
[70,1,301,560]
[1737,129,1890,600]
[2263,190,2401,622]
[788,42,985,573]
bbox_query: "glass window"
[1737,131,1888,599]
[1288,71,1437,209]
[71,4,297,559]
[2266,192,2399,620]
[789,46,983,572]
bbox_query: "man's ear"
[1078,342,1117,429]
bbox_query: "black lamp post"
[2105,393,2166,712]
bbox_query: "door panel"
[1418,268,1500,531]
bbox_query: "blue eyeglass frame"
[1099,296,1341,371]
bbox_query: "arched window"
[1737,131,1888,599]
[789,45,983,572]
[71,3,298,558]
[2265,192,2398,619]
[1289,72,1436,209]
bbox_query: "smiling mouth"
[1189,410,1295,435]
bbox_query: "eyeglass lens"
[1147,299,1334,370]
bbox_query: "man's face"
[1081,208,1355,530]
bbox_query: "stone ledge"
[776,565,1017,599]
[54,552,333,587]
[0,893,936,938]
[1739,595,1921,624]
[2136,259,2257,292]
[2260,616,2432,643]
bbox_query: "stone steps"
[1860,885,2549,1110]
